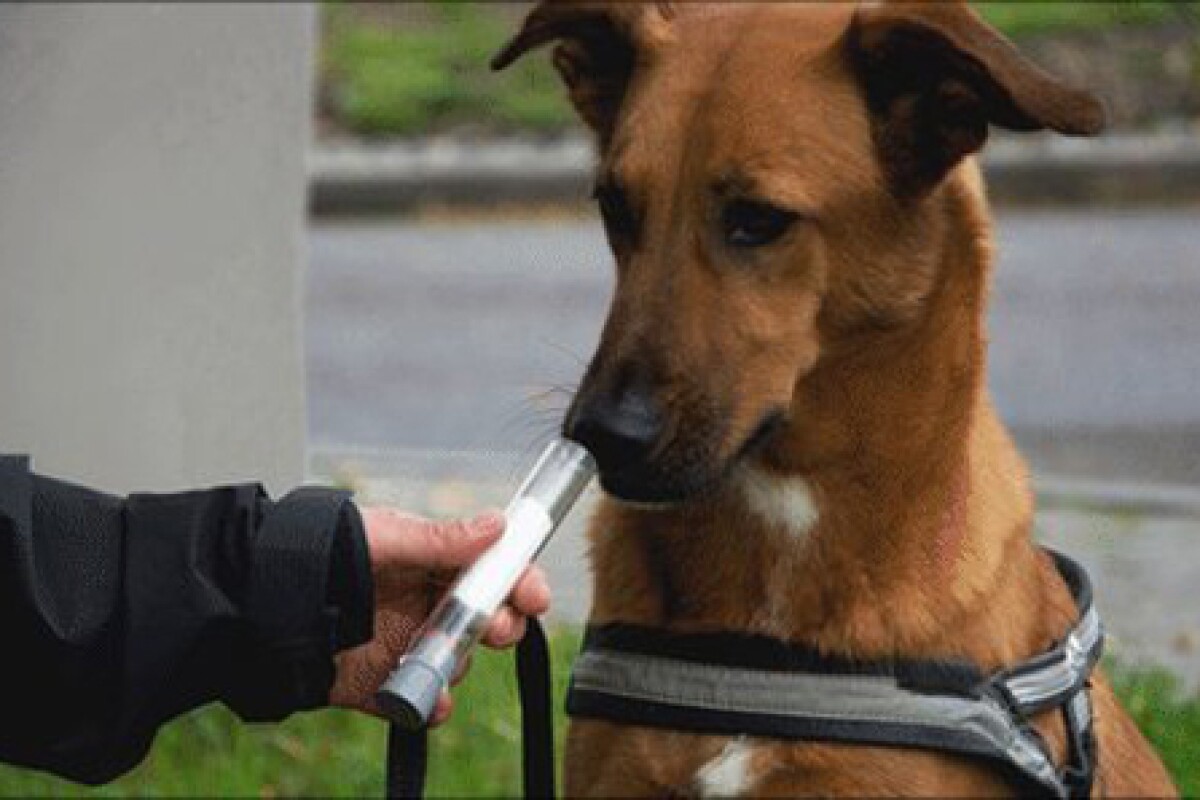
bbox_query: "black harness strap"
[566,550,1101,799]
[385,616,557,799]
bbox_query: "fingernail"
[530,570,552,609]
[535,569,551,596]
[430,691,452,727]
[477,510,506,534]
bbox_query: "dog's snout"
[566,386,665,476]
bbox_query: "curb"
[308,133,1200,215]
[1036,475,1200,519]
[984,133,1200,206]
[309,137,594,215]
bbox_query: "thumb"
[366,509,505,572]
[422,512,506,570]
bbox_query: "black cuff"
[237,487,354,720]
[326,500,374,651]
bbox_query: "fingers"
[359,506,555,690]
[476,565,550,648]
[429,690,453,727]
[482,605,528,649]
[450,653,473,687]
[511,566,552,617]
[362,507,505,573]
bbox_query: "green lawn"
[321,3,573,138]
[0,627,1196,797]
[318,1,1195,139]
[1111,664,1200,796]
[0,629,576,798]
[977,1,1184,37]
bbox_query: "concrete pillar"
[0,4,316,495]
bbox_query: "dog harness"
[567,550,1102,798]
[385,549,1100,799]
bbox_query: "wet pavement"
[307,207,1200,485]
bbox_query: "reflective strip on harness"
[999,602,1102,716]
[566,550,1100,799]
[569,648,1064,796]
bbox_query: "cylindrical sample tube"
[375,439,596,729]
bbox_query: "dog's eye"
[593,183,638,246]
[722,200,799,249]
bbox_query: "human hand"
[329,508,551,724]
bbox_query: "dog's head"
[495,1,1104,505]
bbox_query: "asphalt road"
[306,210,1200,678]
[307,207,1200,487]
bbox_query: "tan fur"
[497,2,1175,796]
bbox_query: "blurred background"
[1,2,1198,796]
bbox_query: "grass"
[320,3,573,138]
[318,2,1196,139]
[1110,663,1200,797]
[976,1,1187,38]
[0,628,1196,797]
[0,628,579,798]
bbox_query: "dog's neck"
[587,172,1076,669]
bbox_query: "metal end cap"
[375,660,444,730]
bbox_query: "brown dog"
[495,2,1176,796]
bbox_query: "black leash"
[516,616,556,798]
[385,720,427,799]
[385,616,557,799]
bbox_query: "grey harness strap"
[567,550,1100,798]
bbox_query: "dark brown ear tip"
[490,44,519,72]
[1083,97,1110,135]
[1068,92,1109,136]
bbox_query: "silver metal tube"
[375,439,595,729]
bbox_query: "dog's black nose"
[566,387,664,476]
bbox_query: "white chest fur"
[694,738,757,797]
[739,467,819,540]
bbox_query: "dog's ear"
[848,1,1107,198]
[492,1,672,144]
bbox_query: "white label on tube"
[452,497,553,613]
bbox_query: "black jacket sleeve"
[0,455,374,785]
